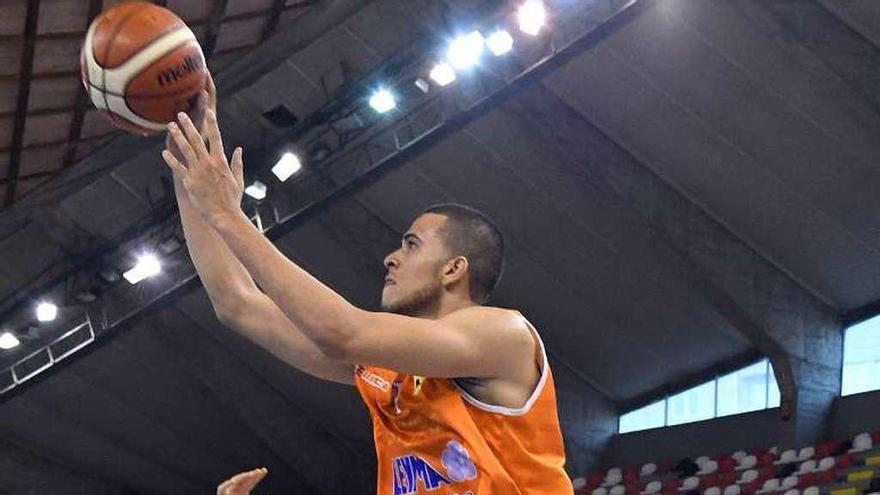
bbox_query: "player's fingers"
[161,149,188,177]
[205,109,225,159]
[176,112,209,158]
[238,468,268,491]
[167,123,198,166]
[231,147,244,188]
[206,73,217,110]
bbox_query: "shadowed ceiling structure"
[0,0,879,493]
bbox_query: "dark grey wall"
[829,390,880,440]
[552,356,618,477]
[0,438,120,495]
[604,409,784,468]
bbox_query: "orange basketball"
[80,2,207,135]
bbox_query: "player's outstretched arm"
[166,80,353,385]
[165,109,534,380]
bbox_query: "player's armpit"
[341,306,535,380]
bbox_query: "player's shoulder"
[442,306,533,337]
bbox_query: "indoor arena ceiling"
[2,0,880,494]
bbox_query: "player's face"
[381,213,451,315]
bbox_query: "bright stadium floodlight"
[244,180,267,200]
[272,152,302,182]
[429,62,457,87]
[487,29,514,56]
[0,332,19,350]
[35,301,58,322]
[518,1,546,36]
[123,254,161,285]
[446,30,485,70]
[369,89,397,114]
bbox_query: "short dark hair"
[421,204,504,303]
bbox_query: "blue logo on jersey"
[441,440,477,482]
[392,454,452,494]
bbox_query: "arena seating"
[574,431,880,495]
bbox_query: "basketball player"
[163,78,573,494]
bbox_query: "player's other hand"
[217,467,268,495]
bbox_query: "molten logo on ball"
[158,55,205,87]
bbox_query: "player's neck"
[415,293,477,320]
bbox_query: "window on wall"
[618,359,781,434]
[842,315,880,396]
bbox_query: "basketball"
[80,2,207,135]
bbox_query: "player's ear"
[442,256,469,284]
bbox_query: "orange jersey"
[354,315,573,495]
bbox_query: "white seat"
[737,456,758,471]
[738,470,759,484]
[775,449,797,465]
[573,478,587,490]
[641,463,658,477]
[705,487,722,495]
[604,468,623,487]
[796,460,816,475]
[680,477,700,491]
[757,478,781,493]
[784,490,799,495]
[696,456,711,468]
[610,485,626,495]
[643,481,662,495]
[797,447,815,462]
[769,446,779,455]
[781,476,799,490]
[723,485,742,495]
[803,487,819,495]
[593,488,609,495]
[816,457,835,472]
[698,460,719,476]
[732,451,748,462]
[851,433,873,453]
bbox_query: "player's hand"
[165,73,215,169]
[217,467,268,495]
[162,110,245,224]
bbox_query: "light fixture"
[272,152,302,182]
[446,31,485,70]
[518,1,546,36]
[0,332,20,350]
[487,29,514,56]
[244,180,267,201]
[369,89,397,114]
[429,62,457,87]
[123,254,161,285]
[36,302,58,322]
[414,78,431,94]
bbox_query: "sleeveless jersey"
[354,313,573,495]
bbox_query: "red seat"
[717,472,737,486]
[625,484,642,495]
[701,473,721,488]
[718,456,737,473]
[814,468,837,486]
[757,452,776,468]
[588,472,605,488]
[873,431,880,444]
[836,453,855,470]
[662,479,680,494]
[796,473,818,490]
[657,461,674,476]
[757,467,776,482]
[625,469,640,484]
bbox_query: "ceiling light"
[369,89,397,114]
[244,180,267,201]
[0,332,20,350]
[36,302,58,322]
[518,1,546,36]
[123,254,161,285]
[487,29,514,56]
[272,152,302,182]
[447,31,485,70]
[429,62,457,87]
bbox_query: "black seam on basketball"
[99,7,142,116]
[85,78,204,99]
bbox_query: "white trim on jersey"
[452,314,550,417]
